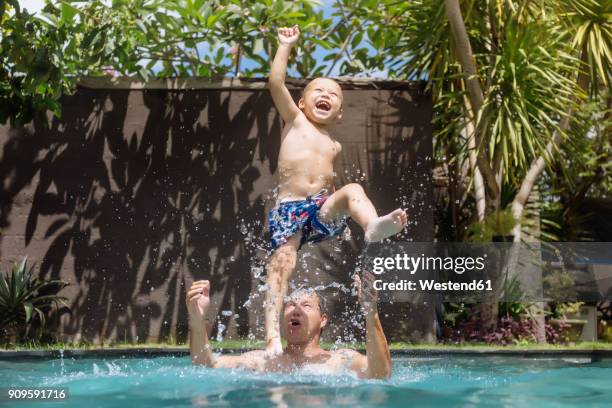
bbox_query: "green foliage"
[467,209,518,242]
[498,276,530,319]
[540,89,611,241]
[557,0,611,92]
[0,257,69,342]
[478,18,577,179]
[543,269,579,302]
[1,1,75,125]
[442,299,476,327]
[3,0,413,126]
[363,0,609,241]
[1,0,332,125]
[553,301,585,319]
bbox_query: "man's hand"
[278,25,300,46]
[186,280,211,326]
[352,272,378,316]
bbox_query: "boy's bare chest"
[280,130,339,157]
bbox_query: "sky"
[19,0,51,13]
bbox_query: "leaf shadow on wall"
[0,87,282,342]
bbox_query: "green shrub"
[0,257,69,343]
[467,209,518,242]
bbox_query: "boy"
[264,25,407,355]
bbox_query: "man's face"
[282,291,327,344]
[298,78,343,125]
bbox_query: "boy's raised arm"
[269,26,302,123]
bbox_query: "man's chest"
[270,355,348,373]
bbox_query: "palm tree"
[511,0,611,241]
[444,0,609,333]
[367,0,609,333]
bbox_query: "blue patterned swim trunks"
[268,190,349,250]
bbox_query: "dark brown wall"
[0,79,433,343]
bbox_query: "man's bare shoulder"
[331,348,364,360]
[241,349,266,361]
[331,348,368,375]
[215,349,266,370]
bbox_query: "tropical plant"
[540,89,611,242]
[359,0,610,241]
[498,276,531,319]
[441,306,567,345]
[441,298,477,327]
[466,208,518,242]
[508,0,610,240]
[368,0,609,333]
[543,269,579,302]
[0,257,69,343]
[551,301,585,320]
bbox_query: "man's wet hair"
[285,287,328,337]
[286,287,328,316]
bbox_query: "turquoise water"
[1,355,611,407]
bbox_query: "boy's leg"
[319,183,407,242]
[264,232,301,355]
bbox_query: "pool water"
[1,355,611,407]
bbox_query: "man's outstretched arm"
[269,26,301,123]
[187,280,217,366]
[352,273,392,379]
[187,280,260,369]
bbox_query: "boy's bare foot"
[265,337,283,357]
[364,209,407,243]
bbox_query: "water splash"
[215,321,226,342]
[59,348,65,377]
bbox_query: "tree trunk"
[463,98,486,221]
[480,292,499,332]
[444,0,500,204]
[479,234,514,333]
[445,0,501,333]
[521,185,547,342]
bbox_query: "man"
[186,273,392,379]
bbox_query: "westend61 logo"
[371,253,486,275]
[363,242,612,302]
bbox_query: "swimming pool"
[1,354,611,407]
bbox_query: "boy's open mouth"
[315,100,331,112]
[289,318,301,327]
